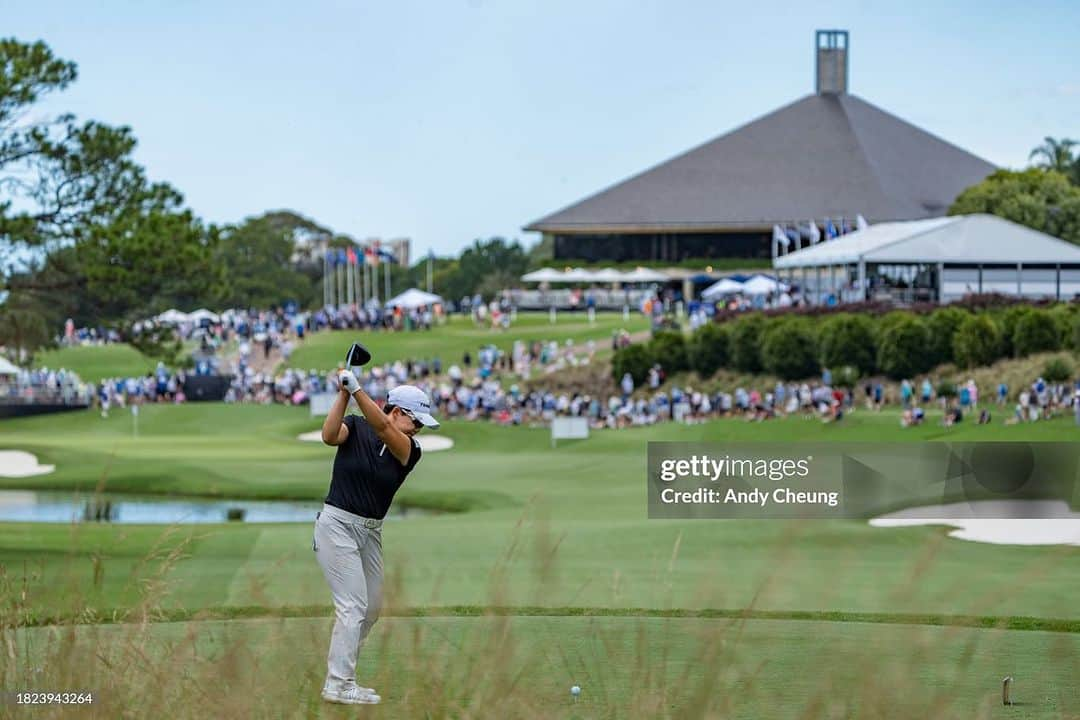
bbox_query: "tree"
[876,316,932,379]
[924,307,968,366]
[949,168,1080,246]
[1,38,219,348]
[687,323,729,376]
[213,213,320,309]
[729,314,766,373]
[761,321,819,380]
[1029,137,1077,176]
[1012,311,1061,357]
[1,39,154,269]
[440,238,528,301]
[818,314,876,375]
[76,194,223,323]
[953,315,1002,369]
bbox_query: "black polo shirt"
[325,414,422,519]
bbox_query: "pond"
[0,490,431,524]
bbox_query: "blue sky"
[7,0,1079,258]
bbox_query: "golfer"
[314,366,439,705]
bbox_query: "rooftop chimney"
[816,30,848,95]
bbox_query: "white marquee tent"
[773,214,1080,304]
[385,288,444,309]
[0,357,21,376]
[519,267,668,284]
[741,274,789,296]
[700,277,745,300]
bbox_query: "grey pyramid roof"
[525,94,996,233]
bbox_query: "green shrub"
[874,312,912,346]
[936,379,957,398]
[729,314,766,373]
[1074,316,1080,354]
[998,305,1034,356]
[1043,356,1074,384]
[612,343,653,386]
[647,330,689,374]
[832,365,861,389]
[953,315,1003,369]
[925,307,968,366]
[876,316,932,379]
[1048,305,1077,350]
[1012,311,1061,357]
[818,314,876,375]
[687,323,729,376]
[761,321,820,380]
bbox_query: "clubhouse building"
[524,31,996,263]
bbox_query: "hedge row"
[613,303,1080,383]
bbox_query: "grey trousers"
[313,503,384,688]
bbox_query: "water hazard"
[0,490,430,524]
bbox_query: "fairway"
[34,344,161,384]
[1,404,1078,717]
[287,311,650,370]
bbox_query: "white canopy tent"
[385,288,444,309]
[156,309,190,324]
[700,277,745,300]
[590,267,625,283]
[521,268,566,282]
[0,357,21,376]
[741,274,789,296]
[620,267,668,283]
[560,268,595,283]
[773,214,1080,304]
[188,308,221,323]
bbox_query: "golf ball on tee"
[571,685,581,697]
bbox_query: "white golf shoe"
[322,683,380,705]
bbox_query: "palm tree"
[1028,136,1078,174]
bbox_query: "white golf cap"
[387,385,440,429]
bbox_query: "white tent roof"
[188,308,220,322]
[156,309,190,324]
[0,357,21,375]
[560,268,595,282]
[621,267,668,283]
[385,288,443,309]
[521,268,565,282]
[774,214,1080,268]
[701,277,745,299]
[741,274,789,295]
[590,267,625,282]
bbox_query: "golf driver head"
[345,342,372,368]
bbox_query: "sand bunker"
[0,451,56,478]
[297,431,453,452]
[870,500,1080,546]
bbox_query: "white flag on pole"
[856,214,870,232]
[808,220,821,244]
[772,225,791,255]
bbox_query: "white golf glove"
[339,370,360,395]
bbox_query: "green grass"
[287,311,649,370]
[1,404,1078,716]
[33,344,159,383]
[10,615,1078,718]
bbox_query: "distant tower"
[815,30,849,95]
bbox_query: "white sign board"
[310,392,338,417]
[551,416,589,447]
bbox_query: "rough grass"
[1,404,1078,717]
